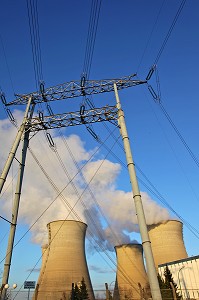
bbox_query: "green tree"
[158,265,181,300]
[71,283,80,300]
[79,277,89,300]
[158,273,172,300]
[70,278,89,300]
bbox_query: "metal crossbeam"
[29,105,118,132]
[6,74,146,106]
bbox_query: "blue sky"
[0,0,199,297]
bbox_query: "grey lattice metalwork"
[6,74,146,106]
[29,105,118,132]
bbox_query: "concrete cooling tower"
[33,244,49,299]
[33,220,95,300]
[114,244,149,300]
[148,220,188,268]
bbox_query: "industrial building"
[158,255,199,300]
[33,220,95,300]
[148,220,188,269]
[149,220,199,299]
[113,244,149,300]
[32,218,199,300]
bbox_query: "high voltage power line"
[83,0,102,80]
[140,0,199,178]
[154,0,187,65]
[146,65,199,171]
[1,130,142,298]
[0,1,197,298]
[26,0,43,89]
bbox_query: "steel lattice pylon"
[1,75,163,300]
[30,105,118,132]
[5,73,146,106]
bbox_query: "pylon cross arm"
[6,74,146,106]
[29,105,118,132]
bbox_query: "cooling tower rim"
[114,243,142,250]
[148,219,182,229]
[47,219,87,227]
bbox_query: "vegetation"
[70,277,89,300]
[158,265,181,300]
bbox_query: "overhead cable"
[81,0,102,140]
[95,120,199,240]
[11,133,140,297]
[26,0,43,89]
[147,66,199,170]
[154,0,187,65]
[0,34,15,93]
[159,102,199,169]
[0,128,119,259]
[53,129,147,281]
[83,0,102,79]
[136,0,166,73]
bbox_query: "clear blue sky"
[0,0,199,297]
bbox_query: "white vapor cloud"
[0,111,170,250]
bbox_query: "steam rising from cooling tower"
[33,220,95,300]
[0,113,171,252]
[148,220,188,268]
[113,244,149,300]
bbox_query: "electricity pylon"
[6,73,143,105]
[0,73,162,300]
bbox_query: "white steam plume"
[0,111,170,250]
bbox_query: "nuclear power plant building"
[33,220,95,300]
[114,244,149,300]
[148,220,188,269]
[158,255,199,299]
[32,218,199,300]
